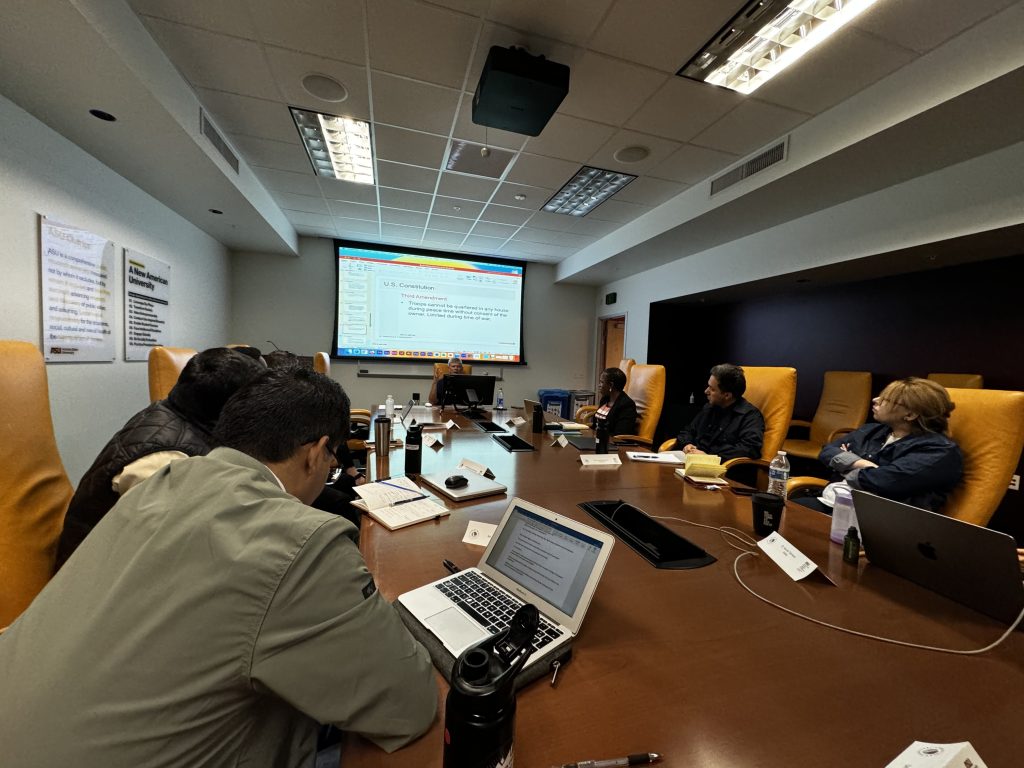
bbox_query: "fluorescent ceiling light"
[543,166,637,217]
[290,107,374,184]
[679,0,882,94]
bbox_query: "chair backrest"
[808,371,872,445]
[314,352,331,376]
[928,372,983,389]
[740,366,797,460]
[624,364,665,443]
[148,346,197,402]
[941,388,1024,526]
[0,341,73,626]
[617,358,636,383]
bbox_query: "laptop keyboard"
[436,571,563,651]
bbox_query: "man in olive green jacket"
[0,367,437,767]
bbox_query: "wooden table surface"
[346,407,1022,767]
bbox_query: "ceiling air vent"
[710,137,787,196]
[200,109,239,174]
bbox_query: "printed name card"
[508,416,526,426]
[423,433,443,448]
[757,533,828,582]
[445,419,460,430]
[463,521,497,547]
[579,454,622,467]
[884,741,987,768]
[551,434,569,448]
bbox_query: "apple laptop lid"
[851,490,1024,624]
[397,497,615,667]
[420,469,507,501]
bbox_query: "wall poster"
[123,249,171,362]
[39,216,115,362]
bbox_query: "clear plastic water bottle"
[766,450,790,498]
[385,393,395,419]
[496,387,505,410]
[830,485,859,544]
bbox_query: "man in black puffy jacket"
[56,347,263,567]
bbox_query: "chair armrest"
[658,437,677,452]
[575,405,598,423]
[786,419,812,439]
[611,434,652,448]
[824,427,856,444]
[786,476,829,498]
[723,457,770,491]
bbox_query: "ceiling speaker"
[472,46,569,137]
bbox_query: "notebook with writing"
[851,490,1024,624]
[398,497,615,671]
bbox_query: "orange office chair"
[427,362,472,404]
[0,341,73,628]
[618,358,636,384]
[611,364,666,447]
[782,371,872,461]
[927,373,983,389]
[314,352,331,376]
[147,346,197,402]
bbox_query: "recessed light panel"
[291,107,374,184]
[543,166,637,217]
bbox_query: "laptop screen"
[484,504,605,616]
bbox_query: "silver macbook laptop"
[852,490,1024,624]
[420,469,507,501]
[398,497,615,668]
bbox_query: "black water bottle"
[532,404,544,433]
[443,606,537,768]
[405,422,422,476]
[595,421,609,454]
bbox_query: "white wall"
[0,95,233,483]
[230,237,598,408]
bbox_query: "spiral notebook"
[350,476,449,530]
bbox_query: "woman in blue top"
[814,377,963,512]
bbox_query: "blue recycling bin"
[537,388,571,419]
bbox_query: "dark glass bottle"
[595,421,609,454]
[532,404,544,433]
[405,422,422,476]
[843,526,860,565]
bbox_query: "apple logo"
[917,541,938,560]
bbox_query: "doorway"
[598,315,626,383]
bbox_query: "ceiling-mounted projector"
[472,46,569,137]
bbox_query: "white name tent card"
[445,419,460,430]
[457,457,494,478]
[757,533,835,585]
[579,454,622,467]
[508,416,526,426]
[884,741,987,768]
[551,434,569,448]
[462,521,497,547]
[423,433,443,448]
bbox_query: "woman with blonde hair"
[815,377,963,512]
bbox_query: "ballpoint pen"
[559,753,662,768]
[391,494,427,506]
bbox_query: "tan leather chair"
[928,373,983,389]
[782,371,872,460]
[613,363,665,447]
[427,362,472,404]
[618,358,636,384]
[347,409,373,454]
[314,352,331,376]
[0,341,73,627]
[148,346,197,402]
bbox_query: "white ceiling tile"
[492,181,553,209]
[129,0,256,38]
[652,143,737,185]
[463,234,507,251]
[381,208,428,227]
[367,0,480,88]
[433,196,484,218]
[522,113,616,163]
[379,187,434,212]
[470,221,518,239]
[436,172,498,202]
[508,240,574,259]
[854,0,1019,54]
[613,176,686,207]
[381,223,425,240]
[479,204,533,226]
[318,178,378,205]
[486,0,615,46]
[569,217,622,237]
[249,0,365,64]
[371,73,461,135]
[588,129,682,175]
[144,19,278,99]
[505,153,579,189]
[426,215,474,234]
[445,140,516,178]
[255,168,322,196]
[451,91,528,150]
[587,198,648,223]
[589,0,736,73]
[376,161,439,193]
[522,210,579,232]
[196,88,296,143]
[692,100,810,157]
[273,191,329,214]
[512,228,563,245]
[626,76,742,142]
[299,226,340,238]
[755,30,917,116]
[334,217,382,236]
[230,134,310,173]
[327,200,378,221]
[286,210,334,228]
[557,52,667,126]
[265,48,370,118]
[374,125,448,167]
[423,230,468,246]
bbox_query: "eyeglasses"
[304,436,339,464]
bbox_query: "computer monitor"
[443,374,496,419]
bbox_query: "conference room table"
[344,406,1022,767]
